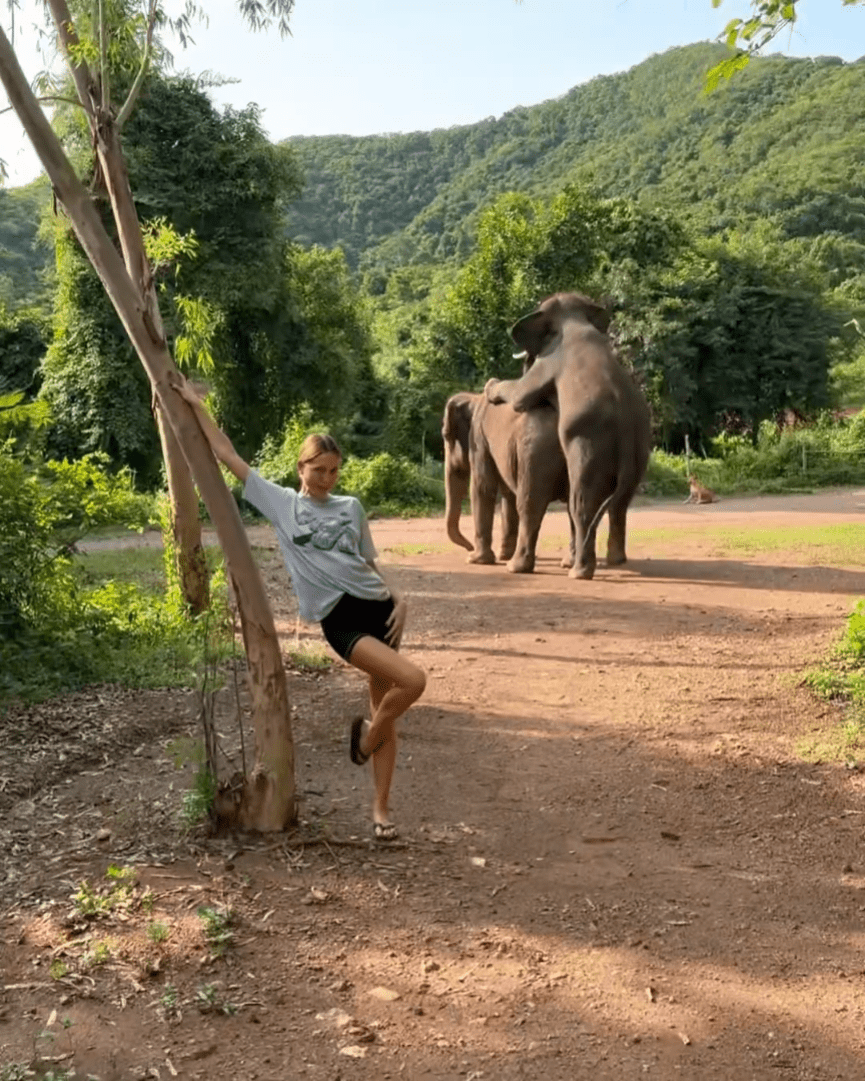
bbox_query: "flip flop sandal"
[349,716,370,766]
[373,822,399,842]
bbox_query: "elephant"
[485,291,651,581]
[442,391,574,574]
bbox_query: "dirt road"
[2,490,865,1079]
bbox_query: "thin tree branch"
[44,0,97,118]
[116,0,157,130]
[98,0,109,112]
[1,94,85,116]
[36,93,84,108]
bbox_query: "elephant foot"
[498,547,517,562]
[560,555,574,569]
[569,563,595,581]
[467,550,497,566]
[606,552,627,567]
[506,555,534,574]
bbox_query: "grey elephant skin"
[485,292,651,580]
[442,391,573,574]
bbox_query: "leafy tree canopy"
[0,302,48,399]
[0,178,53,308]
[382,185,845,459]
[40,73,311,479]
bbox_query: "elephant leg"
[606,500,628,565]
[564,445,605,581]
[498,491,518,562]
[467,465,497,565]
[506,492,547,574]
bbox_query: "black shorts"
[320,593,396,661]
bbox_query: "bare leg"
[367,673,397,828]
[348,637,426,830]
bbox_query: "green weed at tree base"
[181,765,217,830]
[197,904,234,958]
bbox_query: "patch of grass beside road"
[705,523,865,564]
[803,598,865,763]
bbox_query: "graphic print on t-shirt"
[292,500,356,554]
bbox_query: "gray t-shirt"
[243,470,389,622]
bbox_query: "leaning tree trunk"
[0,25,295,831]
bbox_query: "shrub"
[0,445,228,704]
[253,407,445,517]
[0,448,62,640]
[711,411,865,492]
[641,412,865,501]
[339,452,442,515]
[642,450,688,498]
[254,404,330,489]
[35,452,152,546]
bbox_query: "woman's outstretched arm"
[172,376,250,483]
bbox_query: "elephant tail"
[580,492,616,561]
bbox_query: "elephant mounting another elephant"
[474,291,651,580]
[442,391,574,574]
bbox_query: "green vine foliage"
[0,442,225,705]
[40,229,161,484]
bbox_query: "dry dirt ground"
[3,491,865,1080]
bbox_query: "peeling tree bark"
[159,410,210,615]
[0,24,296,831]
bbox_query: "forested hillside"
[284,43,865,270]
[6,44,865,285]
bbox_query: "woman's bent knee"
[403,664,426,701]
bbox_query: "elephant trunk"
[444,462,474,552]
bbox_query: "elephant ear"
[510,309,556,357]
[582,300,611,335]
[564,293,611,335]
[442,393,475,451]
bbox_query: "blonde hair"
[297,433,342,469]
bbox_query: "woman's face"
[298,451,341,500]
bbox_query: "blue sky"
[2,0,863,188]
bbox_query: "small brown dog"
[683,474,719,504]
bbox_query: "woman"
[174,378,426,841]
